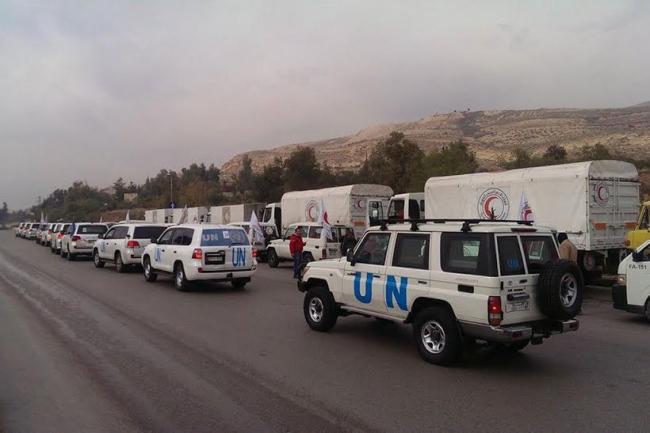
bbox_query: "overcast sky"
[1,0,649,209]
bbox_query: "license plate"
[506,301,529,312]
[205,251,225,265]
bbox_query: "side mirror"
[150,238,158,244]
[632,252,644,262]
[97,234,104,239]
[346,249,355,265]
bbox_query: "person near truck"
[340,230,357,256]
[290,228,306,279]
[558,232,578,264]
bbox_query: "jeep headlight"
[617,274,627,285]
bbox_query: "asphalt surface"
[0,231,648,433]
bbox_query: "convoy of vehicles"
[298,219,581,364]
[93,222,169,272]
[11,160,649,365]
[425,161,640,279]
[141,224,256,291]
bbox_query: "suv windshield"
[201,229,250,247]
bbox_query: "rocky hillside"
[221,103,650,178]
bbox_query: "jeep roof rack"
[378,218,533,233]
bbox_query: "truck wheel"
[303,286,338,332]
[267,249,279,268]
[413,306,462,366]
[143,257,157,282]
[93,250,105,268]
[174,263,190,292]
[115,252,126,273]
[537,260,584,320]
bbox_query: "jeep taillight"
[252,249,258,258]
[488,296,503,326]
[126,240,140,248]
[71,235,81,242]
[192,248,203,260]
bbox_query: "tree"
[577,143,612,161]
[410,141,479,190]
[282,146,323,191]
[253,157,285,203]
[0,202,8,226]
[236,155,255,199]
[501,147,534,169]
[543,144,567,163]
[359,132,424,193]
[113,177,126,201]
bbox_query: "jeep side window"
[497,236,525,276]
[158,229,174,245]
[284,226,296,239]
[640,243,650,261]
[521,236,558,273]
[392,233,430,270]
[440,233,497,276]
[354,233,391,266]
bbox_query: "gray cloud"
[1,0,649,209]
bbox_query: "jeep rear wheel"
[267,249,279,268]
[303,286,338,332]
[537,260,584,320]
[413,306,462,366]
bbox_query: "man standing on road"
[290,228,306,279]
[558,232,578,264]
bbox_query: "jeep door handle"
[372,274,381,279]
[418,280,428,285]
[346,272,356,276]
[173,251,177,254]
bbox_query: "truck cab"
[613,240,650,320]
[388,193,425,221]
[625,201,650,252]
[262,202,282,234]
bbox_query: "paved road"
[0,231,648,433]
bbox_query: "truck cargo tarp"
[425,161,639,250]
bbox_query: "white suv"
[51,223,71,254]
[141,224,256,291]
[93,223,170,272]
[298,220,582,365]
[266,222,354,267]
[60,223,109,260]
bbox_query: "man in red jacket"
[290,227,306,279]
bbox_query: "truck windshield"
[262,208,272,223]
[201,229,250,247]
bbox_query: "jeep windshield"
[201,229,250,247]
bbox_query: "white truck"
[145,209,174,224]
[387,192,425,221]
[208,203,266,225]
[279,184,394,238]
[170,206,209,224]
[425,161,640,279]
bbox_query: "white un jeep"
[298,220,582,365]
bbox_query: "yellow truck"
[626,201,650,251]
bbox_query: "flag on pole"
[519,192,535,222]
[249,210,264,244]
[125,210,130,222]
[178,205,188,224]
[99,215,103,223]
[318,199,333,243]
[40,211,44,224]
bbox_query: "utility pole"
[169,174,174,206]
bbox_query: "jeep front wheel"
[143,257,157,282]
[303,286,337,332]
[93,250,105,268]
[413,306,462,366]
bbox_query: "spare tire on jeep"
[537,260,584,320]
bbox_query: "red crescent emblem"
[483,196,497,217]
